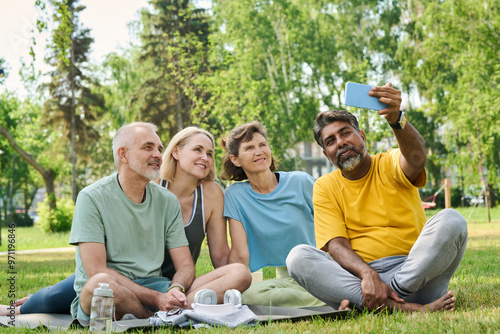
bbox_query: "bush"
[13,213,34,227]
[1,213,34,227]
[37,196,75,233]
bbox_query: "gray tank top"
[159,180,206,279]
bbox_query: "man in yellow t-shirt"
[287,83,467,312]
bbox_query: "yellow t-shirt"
[314,149,427,263]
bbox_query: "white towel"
[149,305,259,328]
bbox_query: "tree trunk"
[472,106,491,222]
[70,11,78,203]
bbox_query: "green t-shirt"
[69,174,188,316]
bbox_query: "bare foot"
[338,299,351,311]
[424,290,455,312]
[0,304,21,316]
[14,296,30,307]
[388,290,456,313]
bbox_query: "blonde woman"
[157,127,251,302]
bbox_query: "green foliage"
[2,0,497,211]
[0,213,34,228]
[131,0,213,142]
[397,0,500,193]
[96,50,144,128]
[0,57,8,84]
[36,0,106,199]
[12,213,34,227]
[37,195,75,233]
[0,92,50,224]
[207,0,406,169]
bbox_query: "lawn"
[0,207,499,333]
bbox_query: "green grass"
[1,211,499,333]
[425,205,500,223]
[0,226,71,252]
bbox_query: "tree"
[208,0,405,168]
[37,0,105,201]
[0,91,58,212]
[397,0,499,216]
[0,126,56,212]
[0,90,59,246]
[132,0,212,141]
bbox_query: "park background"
[0,0,499,332]
[0,0,498,230]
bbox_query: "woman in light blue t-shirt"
[220,121,325,308]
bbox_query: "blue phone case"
[344,82,388,110]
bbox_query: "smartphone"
[344,82,388,110]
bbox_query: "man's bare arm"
[392,122,426,183]
[370,83,426,183]
[328,237,403,309]
[169,246,196,287]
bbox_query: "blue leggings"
[20,274,76,314]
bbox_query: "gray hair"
[112,122,158,168]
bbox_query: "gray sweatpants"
[286,209,468,309]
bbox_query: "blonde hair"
[112,122,158,168]
[160,127,216,184]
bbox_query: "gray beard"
[129,159,161,181]
[334,145,366,172]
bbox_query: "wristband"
[389,110,407,129]
[167,284,185,293]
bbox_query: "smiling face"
[174,133,214,180]
[320,121,368,172]
[230,132,273,174]
[125,127,164,181]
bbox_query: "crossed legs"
[287,209,467,312]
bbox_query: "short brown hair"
[313,110,360,149]
[220,121,278,181]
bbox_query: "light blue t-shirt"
[224,171,316,272]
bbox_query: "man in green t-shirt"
[69,122,194,320]
[287,83,467,312]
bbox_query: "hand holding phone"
[344,82,388,110]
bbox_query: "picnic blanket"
[0,305,348,331]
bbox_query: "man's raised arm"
[370,83,426,183]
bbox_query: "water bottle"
[89,283,114,333]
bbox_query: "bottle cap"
[93,283,114,297]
